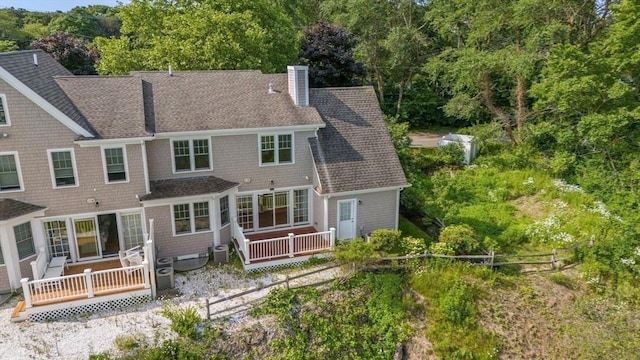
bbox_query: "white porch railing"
[21,264,149,308]
[234,223,336,264]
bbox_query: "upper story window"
[0,94,9,126]
[48,149,78,188]
[102,146,128,183]
[0,152,23,192]
[14,222,35,259]
[172,138,211,173]
[260,133,293,166]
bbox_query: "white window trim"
[0,151,24,193]
[0,94,10,126]
[219,195,230,228]
[235,186,312,232]
[258,133,295,167]
[170,138,213,174]
[171,201,213,237]
[101,145,129,184]
[47,148,79,189]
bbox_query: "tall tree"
[424,0,609,143]
[95,0,298,74]
[321,0,429,113]
[299,20,365,87]
[48,5,121,40]
[31,31,100,74]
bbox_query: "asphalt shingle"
[309,87,408,194]
[140,176,239,201]
[0,199,46,221]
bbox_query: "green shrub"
[437,224,480,255]
[368,229,402,252]
[335,238,376,267]
[401,236,429,255]
[437,280,477,327]
[161,305,202,340]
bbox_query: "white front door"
[337,199,357,239]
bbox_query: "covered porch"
[231,218,335,271]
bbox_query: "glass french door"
[74,217,101,260]
[258,191,290,229]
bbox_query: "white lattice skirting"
[28,294,151,322]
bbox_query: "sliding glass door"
[74,217,100,260]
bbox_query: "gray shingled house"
[0,50,407,317]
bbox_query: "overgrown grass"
[411,260,500,359]
[399,215,432,241]
[251,272,412,360]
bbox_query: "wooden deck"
[66,259,122,275]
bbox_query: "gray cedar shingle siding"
[140,176,239,201]
[54,76,150,139]
[133,71,324,132]
[0,50,96,136]
[309,87,408,194]
[0,199,45,221]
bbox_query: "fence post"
[21,278,32,308]
[205,298,210,319]
[285,275,290,290]
[490,251,495,269]
[85,269,94,298]
[288,233,295,258]
[551,249,557,270]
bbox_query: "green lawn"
[399,215,432,241]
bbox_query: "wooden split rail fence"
[204,240,591,319]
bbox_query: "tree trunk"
[481,72,515,143]
[396,80,405,115]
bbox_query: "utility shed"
[438,134,477,164]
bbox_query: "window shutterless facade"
[259,134,293,165]
[0,152,23,192]
[171,138,211,173]
[121,213,145,249]
[103,146,128,183]
[48,149,78,188]
[173,201,211,235]
[14,222,35,259]
[0,94,9,126]
[236,188,310,232]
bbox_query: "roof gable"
[309,87,408,194]
[0,50,95,138]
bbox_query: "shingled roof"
[54,76,150,139]
[134,71,324,132]
[0,199,46,222]
[140,176,239,201]
[309,87,408,194]
[0,50,96,136]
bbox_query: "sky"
[1,1,129,12]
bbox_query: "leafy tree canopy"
[95,0,298,74]
[31,31,99,74]
[299,20,365,87]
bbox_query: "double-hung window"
[0,152,22,192]
[173,201,211,235]
[259,134,293,165]
[48,149,78,188]
[0,94,9,126]
[14,222,35,259]
[103,147,128,183]
[220,195,230,226]
[172,139,211,172]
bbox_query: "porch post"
[84,269,94,298]
[146,238,156,298]
[244,238,250,264]
[21,278,32,308]
[142,260,151,289]
[288,233,295,258]
[329,227,336,250]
